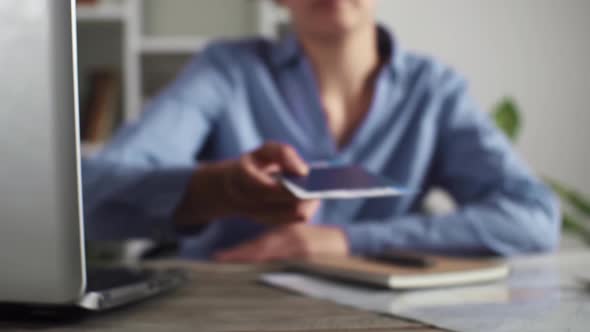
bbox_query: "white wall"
[376,0,590,195]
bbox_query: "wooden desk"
[0,262,444,332]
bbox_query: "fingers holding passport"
[226,142,320,225]
[175,142,320,227]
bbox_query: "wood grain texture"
[0,261,446,332]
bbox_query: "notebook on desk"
[287,252,510,290]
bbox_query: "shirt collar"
[270,24,401,76]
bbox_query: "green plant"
[491,98,590,244]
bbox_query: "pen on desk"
[364,252,434,268]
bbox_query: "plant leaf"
[491,98,521,142]
[562,212,590,245]
[545,177,590,217]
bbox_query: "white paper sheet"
[261,252,590,332]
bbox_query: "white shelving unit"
[76,0,287,123]
[76,2,126,22]
[140,36,209,54]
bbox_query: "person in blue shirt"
[82,0,560,261]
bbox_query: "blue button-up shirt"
[82,27,560,259]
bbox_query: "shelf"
[139,37,209,55]
[76,4,126,22]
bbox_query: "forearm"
[174,161,236,228]
[341,186,560,256]
[82,158,195,240]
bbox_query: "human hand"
[222,142,321,225]
[175,142,320,226]
[214,223,349,263]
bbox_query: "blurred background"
[76,0,590,253]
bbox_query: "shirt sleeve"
[341,76,561,257]
[82,45,233,241]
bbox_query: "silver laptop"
[0,0,185,311]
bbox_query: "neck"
[299,24,380,97]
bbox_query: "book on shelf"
[81,69,121,143]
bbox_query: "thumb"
[253,142,309,176]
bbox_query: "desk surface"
[0,262,443,332]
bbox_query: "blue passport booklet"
[280,165,410,200]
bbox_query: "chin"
[287,0,375,40]
[316,22,353,37]
[307,18,368,40]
